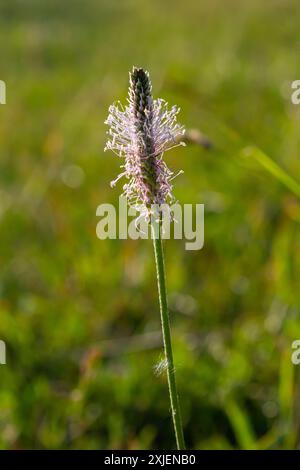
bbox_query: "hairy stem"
[152,221,185,450]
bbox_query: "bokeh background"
[1,0,300,450]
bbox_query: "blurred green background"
[1,0,300,450]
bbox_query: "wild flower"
[104,67,186,450]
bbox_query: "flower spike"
[105,67,185,218]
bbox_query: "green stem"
[152,221,185,450]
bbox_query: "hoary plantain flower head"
[104,67,185,219]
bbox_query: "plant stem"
[152,221,185,450]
